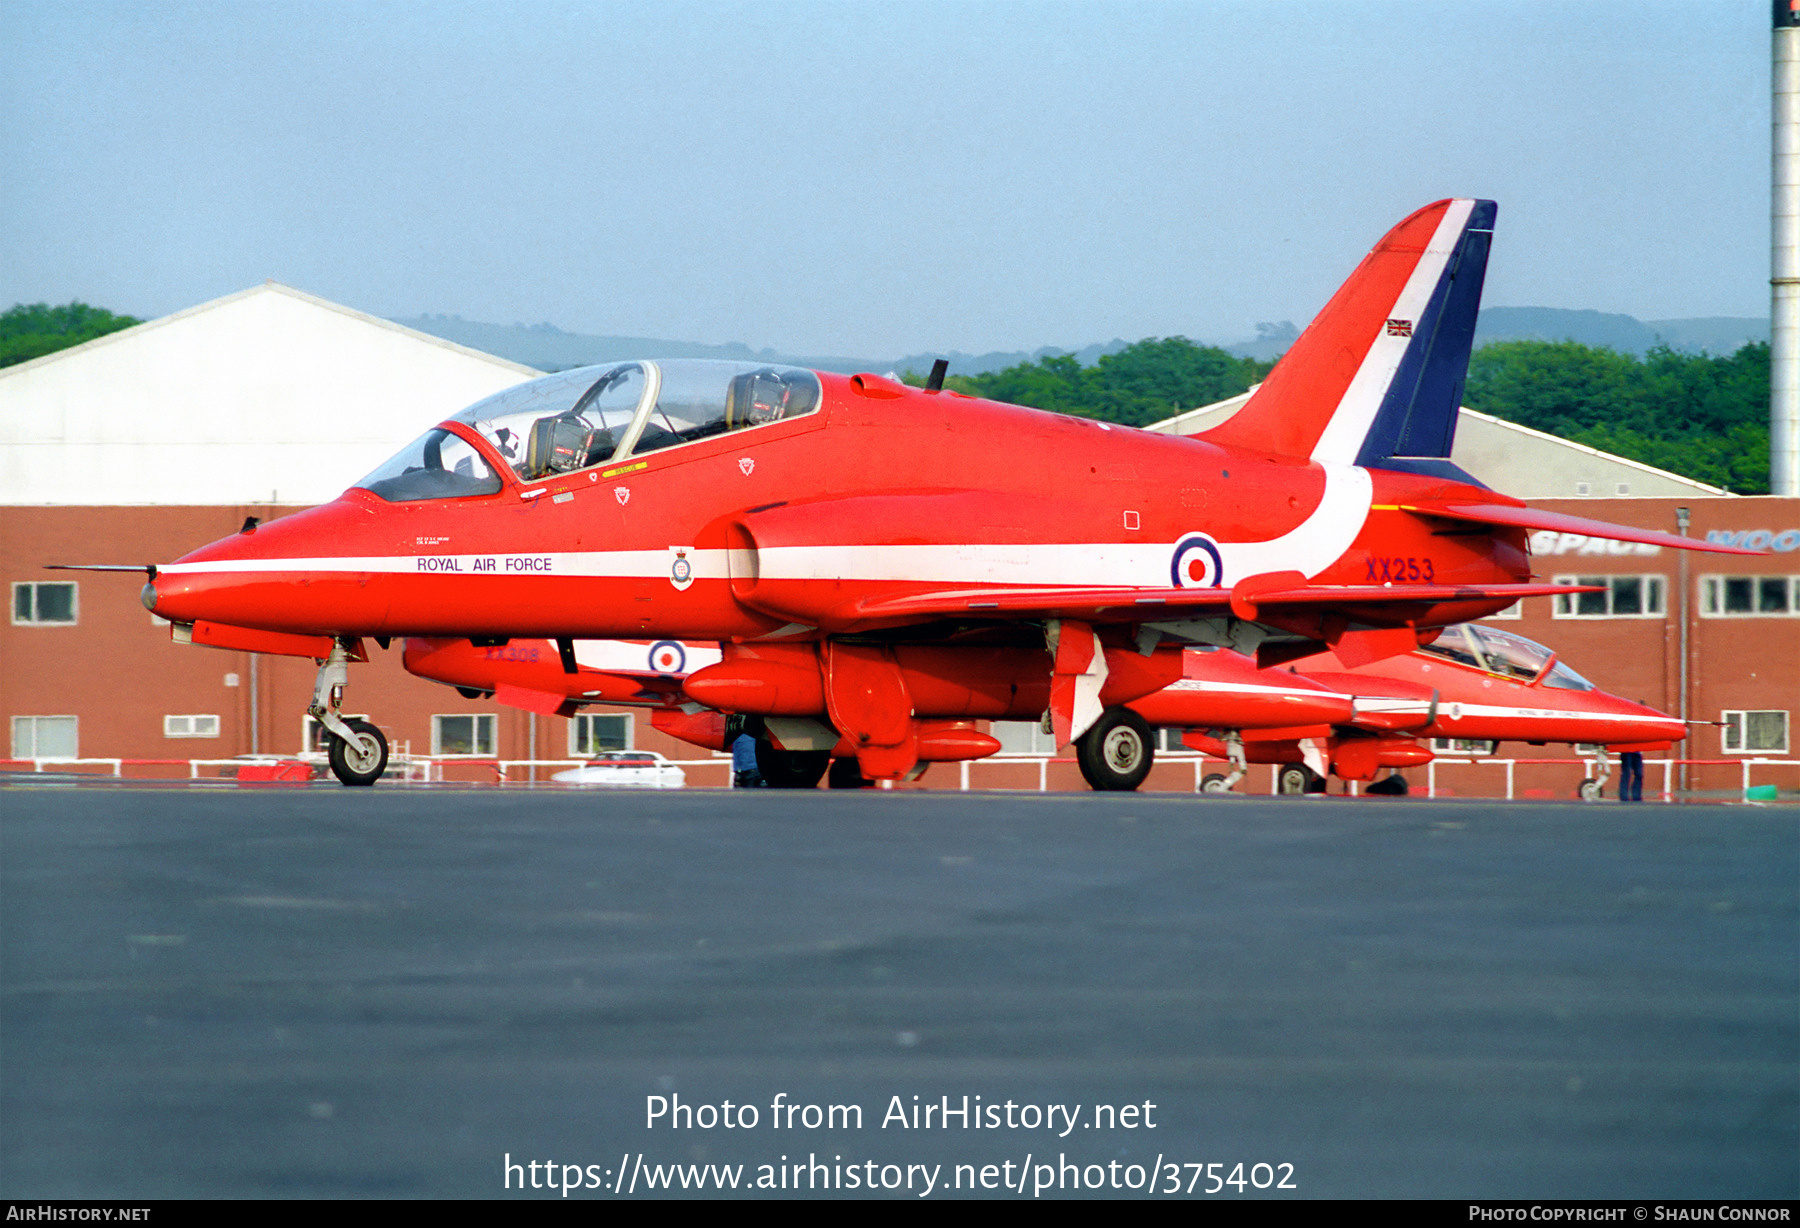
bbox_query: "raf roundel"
[1170,533,1225,589]
[647,641,687,675]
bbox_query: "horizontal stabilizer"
[1388,501,1766,555]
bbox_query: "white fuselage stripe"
[159,471,1376,590]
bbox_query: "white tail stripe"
[1309,199,1476,466]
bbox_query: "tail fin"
[1202,199,1495,479]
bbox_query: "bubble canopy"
[1420,624,1595,691]
[356,360,823,502]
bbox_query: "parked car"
[552,750,686,789]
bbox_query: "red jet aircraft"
[402,621,1681,801]
[1145,623,1685,798]
[118,198,1753,786]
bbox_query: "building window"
[1552,575,1665,618]
[12,715,78,759]
[569,713,632,755]
[164,714,220,738]
[11,582,77,625]
[1432,738,1499,756]
[991,721,1059,755]
[432,714,497,757]
[1482,602,1522,621]
[1721,710,1789,755]
[1700,576,1799,617]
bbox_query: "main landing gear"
[311,640,388,787]
[1075,707,1155,791]
[754,741,831,789]
[1277,764,1328,795]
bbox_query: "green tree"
[1465,339,1771,493]
[1,302,142,368]
[920,337,1274,428]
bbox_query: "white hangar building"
[1,282,539,506]
[1147,391,1726,498]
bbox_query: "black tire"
[1075,707,1155,791]
[755,740,830,789]
[326,718,388,787]
[1577,778,1603,801]
[828,757,874,789]
[1199,772,1233,794]
[1365,773,1409,796]
[1277,764,1327,795]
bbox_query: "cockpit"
[356,360,823,502]
[1418,624,1594,691]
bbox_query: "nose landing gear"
[310,640,388,786]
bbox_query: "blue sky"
[0,1,1770,356]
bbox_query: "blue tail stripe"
[1355,199,1497,471]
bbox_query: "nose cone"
[148,497,392,636]
[1605,698,1688,747]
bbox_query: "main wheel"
[1199,772,1234,794]
[827,757,874,789]
[1277,764,1327,795]
[1577,777,1603,801]
[1365,773,1409,796]
[1075,707,1155,791]
[754,740,830,789]
[327,718,388,787]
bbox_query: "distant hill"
[1472,308,1767,356]
[390,313,1134,377]
[392,306,1768,378]
[389,313,1129,377]
[1215,309,1768,361]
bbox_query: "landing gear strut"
[1577,749,1611,802]
[1199,730,1248,793]
[1075,707,1155,791]
[310,640,387,787]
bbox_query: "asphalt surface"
[1,782,1795,1200]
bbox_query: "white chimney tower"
[1775,1,1800,494]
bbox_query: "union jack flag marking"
[1386,318,1413,337]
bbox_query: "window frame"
[431,713,498,758]
[1431,738,1499,756]
[1551,574,1667,620]
[11,581,78,626]
[569,712,633,756]
[12,715,79,760]
[1720,710,1790,755]
[991,721,1061,755]
[1698,575,1800,618]
[163,714,221,739]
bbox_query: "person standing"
[731,732,764,788]
[1619,750,1644,803]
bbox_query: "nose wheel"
[309,639,388,786]
[327,718,389,787]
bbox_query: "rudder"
[1202,199,1495,479]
